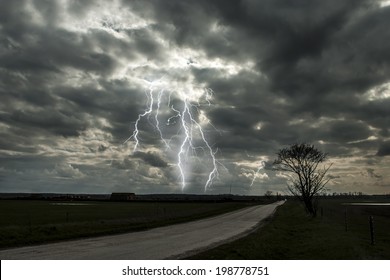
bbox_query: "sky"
[1,0,390,195]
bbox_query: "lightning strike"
[126,79,221,191]
[125,86,155,152]
[250,161,265,187]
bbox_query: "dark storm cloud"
[356,99,390,132]
[0,0,389,194]
[133,151,168,168]
[0,5,118,78]
[211,0,389,96]
[208,108,257,131]
[318,120,372,143]
[111,158,136,170]
[377,141,390,156]
[147,0,390,100]
[125,28,163,58]
[55,84,142,141]
[244,2,387,151]
[150,0,389,156]
[1,30,117,76]
[130,0,216,45]
[0,108,87,137]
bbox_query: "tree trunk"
[303,198,316,217]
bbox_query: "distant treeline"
[1,192,389,202]
[0,192,283,202]
[0,193,110,201]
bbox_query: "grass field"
[189,198,390,259]
[0,200,260,249]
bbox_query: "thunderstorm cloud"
[0,0,390,194]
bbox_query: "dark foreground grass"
[189,199,390,259]
[0,200,258,249]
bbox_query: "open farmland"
[0,200,263,249]
[0,202,284,259]
[190,197,390,259]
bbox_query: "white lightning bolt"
[250,161,265,187]
[72,4,223,191]
[245,151,267,187]
[125,79,221,191]
[125,85,155,152]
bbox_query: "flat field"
[189,197,390,259]
[0,200,259,249]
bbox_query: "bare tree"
[273,143,332,216]
[264,190,273,199]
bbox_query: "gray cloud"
[0,0,389,194]
[111,158,136,170]
[133,152,168,168]
[367,168,382,179]
[377,141,390,156]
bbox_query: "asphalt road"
[0,200,285,260]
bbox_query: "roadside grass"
[188,199,390,259]
[0,200,261,249]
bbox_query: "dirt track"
[0,201,285,259]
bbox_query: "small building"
[110,192,136,201]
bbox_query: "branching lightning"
[77,6,225,191]
[125,79,221,191]
[245,151,266,187]
[250,161,265,187]
[128,86,155,152]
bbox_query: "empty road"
[0,201,285,259]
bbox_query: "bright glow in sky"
[0,0,389,195]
